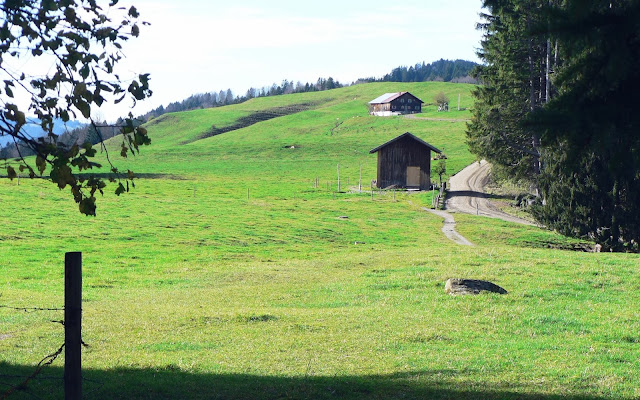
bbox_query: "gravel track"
[446,160,535,226]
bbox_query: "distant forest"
[0,59,477,159]
[358,59,478,84]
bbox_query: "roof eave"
[369,132,442,154]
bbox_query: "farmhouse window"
[401,98,404,103]
[392,105,396,110]
[415,106,419,110]
[408,98,412,103]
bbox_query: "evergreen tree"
[225,89,234,104]
[467,0,552,184]
[531,0,640,251]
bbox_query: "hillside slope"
[2,82,638,400]
[110,82,476,182]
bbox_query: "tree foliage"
[433,159,447,187]
[434,91,449,108]
[378,59,478,83]
[0,0,151,215]
[530,0,640,251]
[467,0,551,183]
[468,0,640,251]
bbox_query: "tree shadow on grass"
[447,190,512,201]
[0,362,611,400]
[0,173,187,180]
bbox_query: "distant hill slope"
[140,60,478,123]
[0,118,84,147]
[104,82,477,184]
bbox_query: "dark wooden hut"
[368,92,423,116]
[369,132,442,190]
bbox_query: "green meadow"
[1,82,639,399]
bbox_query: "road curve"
[446,160,535,226]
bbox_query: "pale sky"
[102,0,485,119]
[7,0,484,121]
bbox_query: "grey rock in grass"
[444,278,507,295]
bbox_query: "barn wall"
[376,136,431,189]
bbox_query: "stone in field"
[444,278,507,295]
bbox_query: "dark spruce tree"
[468,0,640,251]
[467,0,552,184]
[530,0,640,251]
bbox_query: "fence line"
[1,252,84,400]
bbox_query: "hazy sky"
[108,0,485,118]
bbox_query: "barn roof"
[369,132,442,154]
[368,92,424,104]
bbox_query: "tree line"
[467,0,640,252]
[357,59,478,84]
[142,77,345,120]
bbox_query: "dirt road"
[446,160,535,226]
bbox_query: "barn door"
[406,166,421,187]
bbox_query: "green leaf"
[115,182,126,195]
[74,82,87,96]
[6,166,16,180]
[80,64,90,79]
[78,197,96,216]
[76,99,91,118]
[36,156,46,175]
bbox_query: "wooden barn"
[369,132,442,190]
[368,92,423,116]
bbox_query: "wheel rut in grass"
[182,101,326,145]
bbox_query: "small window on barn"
[408,98,412,103]
[415,106,419,110]
[401,98,404,103]
[392,105,396,110]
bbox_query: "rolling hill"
[1,82,639,400]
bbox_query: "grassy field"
[1,82,639,399]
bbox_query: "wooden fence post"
[64,252,82,400]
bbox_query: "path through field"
[422,208,473,246]
[446,160,535,226]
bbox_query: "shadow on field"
[0,173,186,180]
[0,362,610,400]
[182,101,328,145]
[446,189,512,201]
